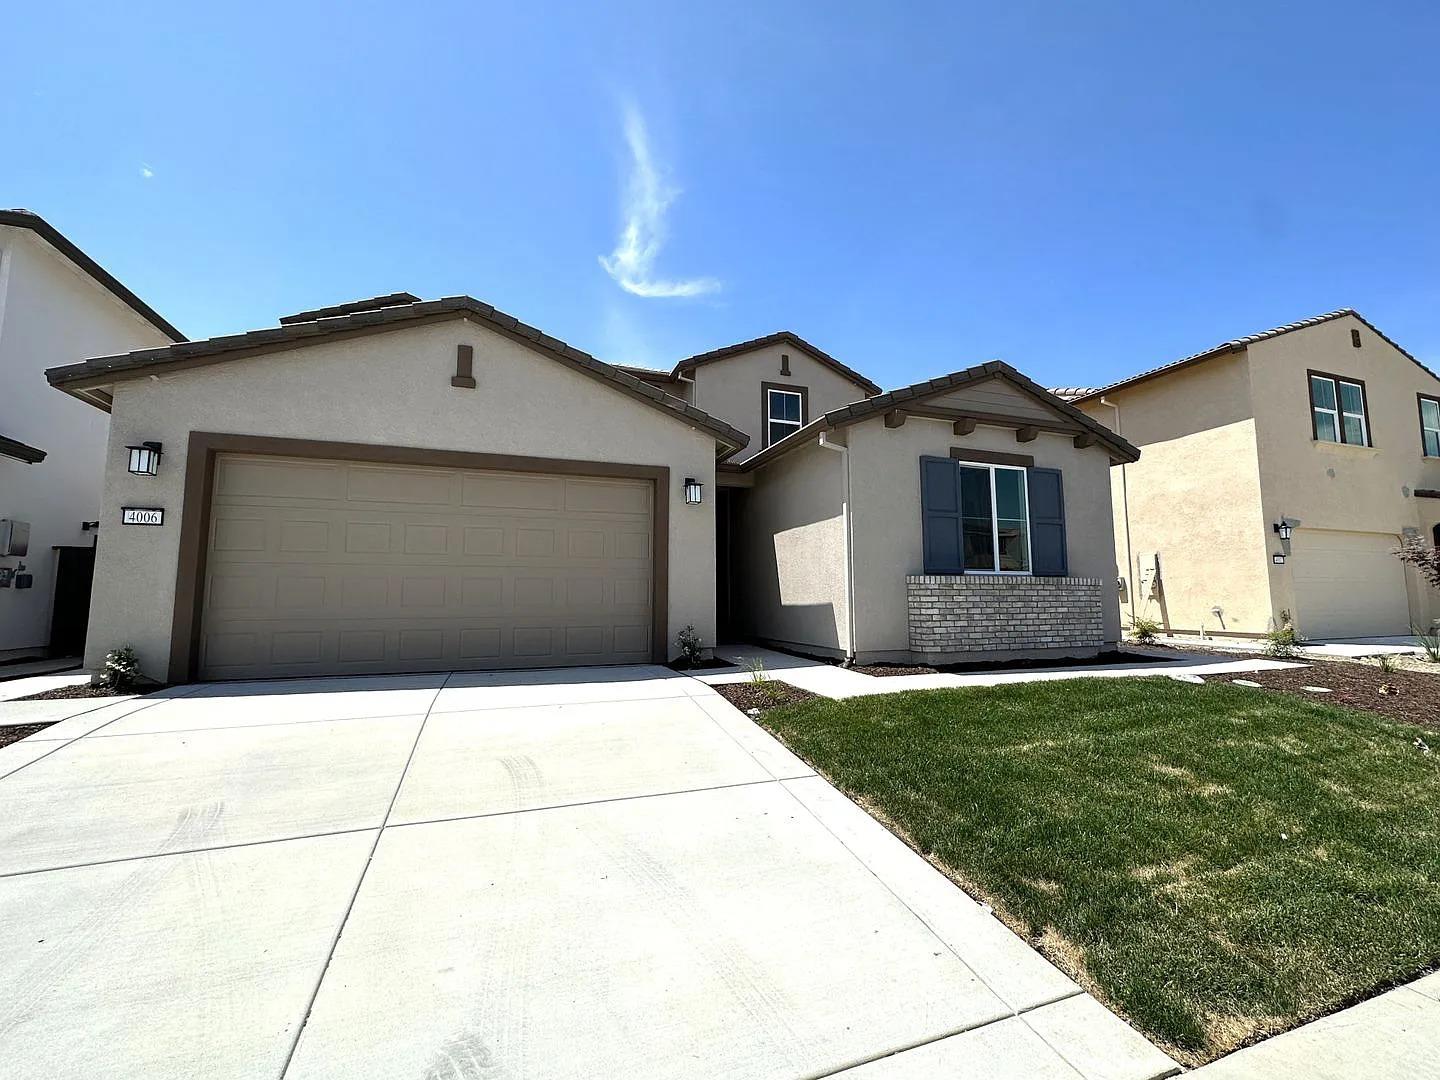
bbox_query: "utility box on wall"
[0,520,31,557]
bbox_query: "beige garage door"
[1290,528,1410,639]
[199,453,655,679]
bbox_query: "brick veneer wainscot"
[906,575,1106,653]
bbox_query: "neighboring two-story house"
[1063,310,1440,640]
[0,210,183,661]
[47,294,1135,681]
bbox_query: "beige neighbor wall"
[85,319,719,680]
[1077,353,1273,636]
[731,437,850,656]
[688,343,873,461]
[0,227,175,656]
[847,383,1122,657]
[1246,315,1440,633]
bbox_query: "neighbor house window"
[765,387,804,446]
[956,462,1030,572]
[1420,394,1440,457]
[1309,372,1369,446]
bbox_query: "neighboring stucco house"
[0,210,183,661]
[1062,310,1440,640]
[47,293,1135,682]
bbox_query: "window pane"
[998,520,1029,571]
[994,469,1026,519]
[959,467,994,571]
[1426,430,1440,458]
[1314,410,1338,442]
[1342,414,1365,445]
[1309,375,1336,410]
[768,420,800,445]
[1423,399,1440,429]
[769,391,801,422]
[1339,381,1364,415]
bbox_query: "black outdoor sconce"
[126,441,163,476]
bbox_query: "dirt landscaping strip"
[14,683,162,701]
[854,649,1173,677]
[711,680,821,716]
[1206,660,1440,729]
[0,723,56,749]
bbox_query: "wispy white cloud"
[140,164,155,179]
[598,105,720,299]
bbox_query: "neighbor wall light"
[125,441,163,476]
[683,477,703,505]
[1272,519,1293,541]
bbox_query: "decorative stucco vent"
[906,575,1106,655]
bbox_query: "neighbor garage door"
[198,453,655,679]
[1289,528,1410,639]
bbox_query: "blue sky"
[5,2,1438,389]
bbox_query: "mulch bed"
[668,658,740,673]
[712,680,821,716]
[854,649,1174,677]
[0,723,56,749]
[1207,659,1440,729]
[12,683,148,701]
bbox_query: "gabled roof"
[1071,309,1437,403]
[731,360,1139,472]
[0,433,46,465]
[45,295,749,459]
[279,293,421,325]
[0,210,184,342]
[675,331,882,396]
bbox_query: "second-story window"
[766,387,804,446]
[1421,394,1440,457]
[1309,372,1369,446]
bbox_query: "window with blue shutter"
[920,456,964,574]
[1026,467,1068,576]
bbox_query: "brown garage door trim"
[170,431,671,681]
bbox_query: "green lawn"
[759,678,1440,1065]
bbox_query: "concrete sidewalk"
[702,644,1306,699]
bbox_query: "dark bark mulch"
[854,649,1175,677]
[668,658,740,672]
[1207,659,1440,729]
[12,683,152,701]
[0,723,56,749]
[713,680,821,716]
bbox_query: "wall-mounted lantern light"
[683,477,703,506]
[1272,552,1287,565]
[1272,519,1293,541]
[126,441,163,476]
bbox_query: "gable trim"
[675,331,882,396]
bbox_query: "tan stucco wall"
[846,380,1122,655]
[0,227,175,654]
[1077,353,1274,635]
[731,437,849,655]
[85,319,719,679]
[1246,316,1440,632]
[688,343,872,461]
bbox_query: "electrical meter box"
[0,520,30,557]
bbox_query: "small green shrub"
[1128,616,1161,645]
[742,656,768,683]
[1263,612,1301,658]
[1377,653,1397,675]
[103,645,144,690]
[674,625,705,667]
[1414,625,1440,663]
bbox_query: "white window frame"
[955,460,1032,575]
[766,387,804,446]
[1309,373,1368,446]
[1421,394,1440,458]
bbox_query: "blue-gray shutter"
[920,456,963,574]
[1027,468,1067,576]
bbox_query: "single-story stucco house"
[45,293,1138,682]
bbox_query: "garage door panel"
[199,455,656,679]
[1290,528,1410,638]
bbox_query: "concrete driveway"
[0,667,1176,1080]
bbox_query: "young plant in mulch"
[102,646,144,691]
[1128,615,1161,645]
[1263,611,1302,658]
